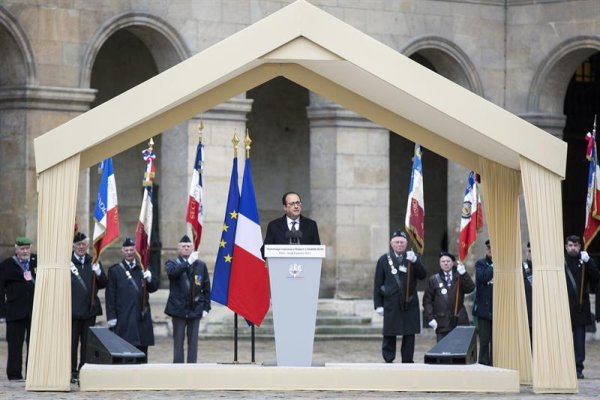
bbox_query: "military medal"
[399,266,407,273]
[24,271,32,281]
[438,282,444,288]
[391,267,398,275]
[441,288,447,295]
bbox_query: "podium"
[265,245,326,367]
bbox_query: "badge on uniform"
[399,266,407,273]
[24,270,32,281]
[441,288,447,295]
[195,275,201,286]
[391,268,398,275]
[438,282,444,288]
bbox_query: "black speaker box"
[424,325,477,365]
[87,327,146,364]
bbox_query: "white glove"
[107,319,117,328]
[202,310,208,318]
[406,250,417,263]
[581,251,590,263]
[375,306,384,316]
[457,262,466,275]
[92,263,101,276]
[143,269,152,282]
[428,319,438,330]
[188,251,199,265]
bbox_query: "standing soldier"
[423,252,475,342]
[106,237,159,360]
[164,235,211,363]
[373,230,427,363]
[70,232,107,383]
[0,237,36,381]
[563,235,600,379]
[474,239,493,366]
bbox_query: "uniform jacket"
[106,259,159,346]
[164,256,211,319]
[70,252,108,320]
[564,254,600,326]
[474,255,493,320]
[373,251,427,336]
[0,254,37,321]
[423,268,475,334]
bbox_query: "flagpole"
[232,132,240,364]
[245,129,257,364]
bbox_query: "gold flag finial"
[198,121,204,143]
[232,130,240,158]
[148,137,154,149]
[245,128,252,159]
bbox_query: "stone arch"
[528,36,600,116]
[0,5,36,86]
[79,12,191,87]
[402,35,484,96]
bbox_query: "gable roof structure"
[34,0,566,177]
[29,0,573,394]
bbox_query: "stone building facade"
[0,0,598,298]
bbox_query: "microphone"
[295,230,303,244]
[285,230,293,244]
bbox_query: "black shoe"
[577,371,584,379]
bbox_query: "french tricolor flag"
[186,141,204,250]
[135,144,156,269]
[227,158,270,326]
[405,144,425,254]
[92,158,119,263]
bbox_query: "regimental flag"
[211,157,240,306]
[583,127,600,249]
[135,143,156,269]
[186,141,204,250]
[92,158,119,263]
[227,158,270,326]
[458,171,483,262]
[405,144,425,254]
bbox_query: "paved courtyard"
[1,334,600,399]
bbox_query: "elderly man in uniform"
[70,232,107,383]
[164,234,211,363]
[563,235,600,379]
[106,237,159,360]
[423,252,475,342]
[373,230,427,363]
[0,236,36,380]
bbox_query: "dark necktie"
[291,221,298,244]
[445,272,452,287]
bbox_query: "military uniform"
[474,254,493,365]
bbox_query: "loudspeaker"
[424,325,477,365]
[86,327,146,364]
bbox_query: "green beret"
[15,236,32,246]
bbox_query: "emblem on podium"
[288,263,303,278]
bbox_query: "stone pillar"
[0,85,95,256]
[307,95,389,299]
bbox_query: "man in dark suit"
[262,192,321,254]
[0,236,37,380]
[474,239,493,366]
[70,232,107,383]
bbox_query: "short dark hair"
[282,191,301,205]
[565,235,581,245]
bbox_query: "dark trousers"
[172,316,200,363]
[436,332,449,342]
[71,316,96,376]
[382,334,415,363]
[477,318,493,366]
[573,324,586,374]
[6,318,31,380]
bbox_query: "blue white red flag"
[227,158,270,326]
[458,171,483,261]
[135,143,156,269]
[583,127,600,249]
[405,144,425,254]
[186,141,204,250]
[92,158,119,263]
[211,157,240,306]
